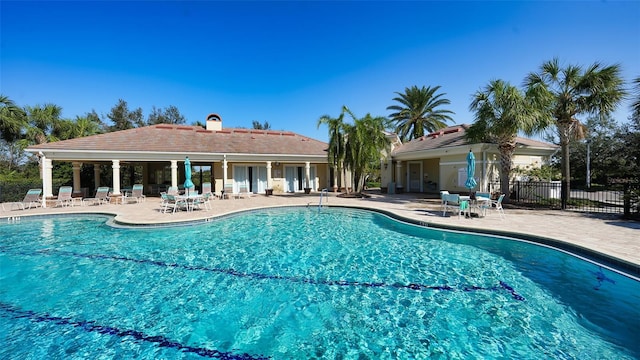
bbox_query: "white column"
[305,161,311,189]
[94,164,101,190]
[266,161,272,189]
[395,161,403,188]
[41,156,53,208]
[223,156,228,185]
[170,160,178,188]
[111,160,121,195]
[72,162,82,193]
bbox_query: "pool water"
[1,208,638,359]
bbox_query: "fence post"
[624,183,631,217]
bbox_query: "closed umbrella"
[465,150,477,190]
[184,157,194,195]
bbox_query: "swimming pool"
[1,207,638,359]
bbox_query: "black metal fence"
[489,181,639,216]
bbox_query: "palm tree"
[341,108,390,193]
[525,58,625,209]
[62,115,103,139]
[632,76,640,121]
[22,103,64,145]
[387,85,454,142]
[317,107,348,191]
[467,79,551,201]
[0,95,27,143]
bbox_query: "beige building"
[381,125,558,194]
[26,114,333,206]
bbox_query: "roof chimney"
[206,113,222,131]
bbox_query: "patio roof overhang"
[24,148,328,164]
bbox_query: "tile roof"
[392,124,557,155]
[29,124,329,155]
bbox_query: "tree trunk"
[498,141,516,203]
[558,122,573,210]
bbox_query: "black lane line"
[2,247,525,301]
[0,302,270,360]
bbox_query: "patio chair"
[202,182,214,198]
[4,188,42,210]
[439,190,450,212]
[161,194,188,214]
[190,193,211,211]
[442,193,467,218]
[83,187,110,206]
[55,186,73,207]
[479,193,506,219]
[167,186,179,196]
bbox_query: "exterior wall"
[424,158,439,192]
[439,154,468,192]
[511,154,544,179]
[212,161,328,194]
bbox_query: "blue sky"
[2,1,639,142]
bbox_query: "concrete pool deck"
[2,192,639,274]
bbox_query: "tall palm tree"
[632,76,640,121]
[341,107,390,193]
[387,85,454,142]
[317,107,347,191]
[525,58,625,209]
[0,95,27,143]
[467,79,551,201]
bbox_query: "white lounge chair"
[222,183,234,199]
[4,188,42,210]
[55,186,73,207]
[237,184,252,199]
[83,187,110,206]
[126,184,146,203]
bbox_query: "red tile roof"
[29,124,329,155]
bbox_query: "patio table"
[176,194,205,212]
[460,195,491,218]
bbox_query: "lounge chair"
[126,184,146,203]
[237,184,252,199]
[55,186,73,207]
[83,187,110,206]
[222,183,234,199]
[3,188,42,210]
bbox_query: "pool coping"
[4,204,639,280]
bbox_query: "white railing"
[319,188,329,209]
